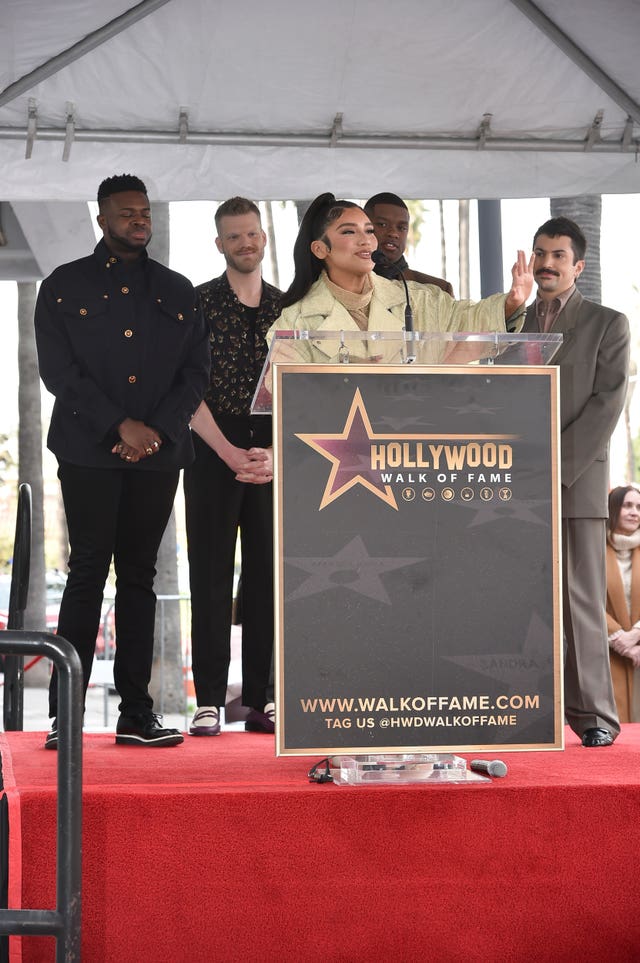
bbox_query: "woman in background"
[606,484,640,722]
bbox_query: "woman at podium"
[267,193,533,361]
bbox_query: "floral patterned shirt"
[197,272,281,418]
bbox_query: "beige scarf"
[322,271,374,331]
[611,529,640,614]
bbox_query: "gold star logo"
[295,388,518,512]
[296,388,397,510]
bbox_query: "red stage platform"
[2,726,640,962]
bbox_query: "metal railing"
[0,631,83,962]
[3,483,32,732]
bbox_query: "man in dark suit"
[364,193,454,295]
[35,173,210,749]
[523,216,629,746]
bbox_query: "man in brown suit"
[523,216,630,746]
[364,193,454,295]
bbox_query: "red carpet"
[2,726,640,962]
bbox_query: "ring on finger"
[145,447,153,456]
[152,440,159,450]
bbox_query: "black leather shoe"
[115,711,183,747]
[245,703,275,734]
[44,719,58,750]
[581,727,614,747]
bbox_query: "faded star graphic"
[441,610,557,724]
[462,498,551,528]
[387,392,436,407]
[378,414,433,431]
[296,388,397,509]
[285,535,425,603]
[444,402,501,416]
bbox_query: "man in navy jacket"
[35,173,210,748]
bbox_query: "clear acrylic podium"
[251,329,563,414]
[253,330,563,783]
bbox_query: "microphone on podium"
[470,759,508,778]
[371,248,403,278]
[372,251,414,360]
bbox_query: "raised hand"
[504,250,535,319]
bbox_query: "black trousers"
[184,434,274,710]
[50,462,179,718]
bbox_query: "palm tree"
[458,200,470,300]
[262,201,280,289]
[294,199,313,228]
[146,203,184,713]
[405,200,425,253]
[17,280,49,686]
[550,196,638,484]
[550,195,601,303]
[0,435,17,565]
[623,361,637,482]
[438,200,447,287]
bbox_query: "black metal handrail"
[0,632,83,962]
[3,482,32,732]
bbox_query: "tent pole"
[0,0,173,108]
[509,0,640,124]
[478,200,504,299]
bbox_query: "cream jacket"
[267,273,514,365]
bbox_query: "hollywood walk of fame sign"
[268,359,563,756]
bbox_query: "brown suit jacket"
[403,267,454,297]
[373,259,454,297]
[523,289,629,518]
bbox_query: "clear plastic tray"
[331,753,489,785]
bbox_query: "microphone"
[371,249,403,279]
[372,251,414,359]
[470,759,508,778]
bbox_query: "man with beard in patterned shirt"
[185,198,281,736]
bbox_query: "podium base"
[331,753,488,785]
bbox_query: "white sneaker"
[189,706,221,736]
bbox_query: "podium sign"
[271,361,563,756]
[260,331,565,756]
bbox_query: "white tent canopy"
[1,0,639,202]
